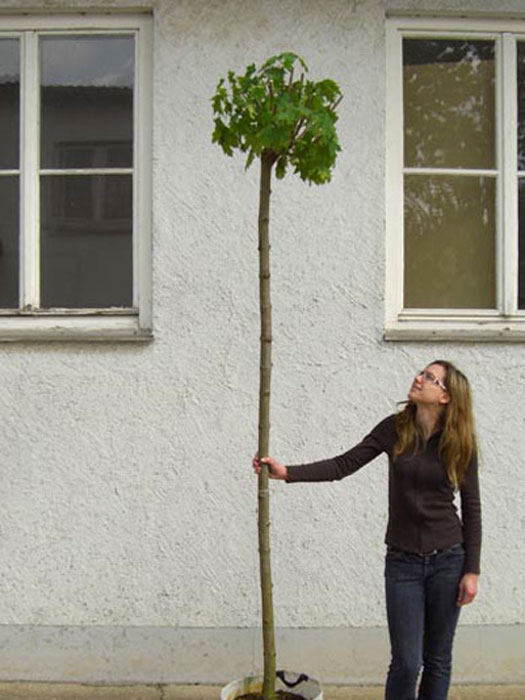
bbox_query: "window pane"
[518,43,525,170]
[40,175,132,308]
[404,175,495,308]
[40,36,134,169]
[0,177,19,307]
[0,38,20,169]
[518,179,525,309]
[404,39,495,169]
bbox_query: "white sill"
[384,316,525,342]
[0,313,152,342]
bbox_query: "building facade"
[0,0,523,686]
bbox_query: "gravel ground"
[0,684,523,700]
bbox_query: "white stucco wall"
[0,0,524,683]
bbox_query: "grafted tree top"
[212,52,342,184]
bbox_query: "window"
[386,17,525,340]
[0,15,152,341]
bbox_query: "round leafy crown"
[212,52,342,184]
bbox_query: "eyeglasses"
[417,370,447,392]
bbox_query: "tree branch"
[286,117,306,155]
[268,82,276,113]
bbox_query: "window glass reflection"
[518,43,525,170]
[0,177,19,308]
[40,175,132,308]
[404,39,495,169]
[518,180,525,309]
[404,174,495,308]
[0,39,20,170]
[40,36,133,169]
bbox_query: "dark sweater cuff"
[464,561,481,575]
[285,465,299,482]
[463,549,481,575]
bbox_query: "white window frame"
[0,13,152,342]
[385,16,525,341]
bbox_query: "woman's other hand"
[457,573,478,606]
[252,454,288,481]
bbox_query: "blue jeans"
[384,543,465,700]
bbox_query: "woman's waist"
[386,541,464,558]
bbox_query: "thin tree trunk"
[258,150,276,700]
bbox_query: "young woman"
[253,360,481,700]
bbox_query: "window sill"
[0,314,152,342]
[384,316,525,342]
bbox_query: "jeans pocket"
[385,550,420,582]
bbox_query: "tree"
[212,52,342,700]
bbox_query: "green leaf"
[316,78,342,102]
[275,156,288,179]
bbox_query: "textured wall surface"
[0,0,523,653]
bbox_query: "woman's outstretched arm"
[252,414,397,484]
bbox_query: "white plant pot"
[221,670,323,700]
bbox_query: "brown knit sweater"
[285,414,481,574]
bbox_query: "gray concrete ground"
[0,685,523,700]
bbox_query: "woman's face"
[408,363,449,407]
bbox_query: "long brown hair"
[394,360,477,488]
